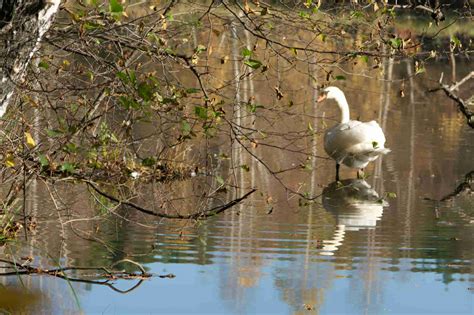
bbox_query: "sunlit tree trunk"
[0,0,61,117]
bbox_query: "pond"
[2,56,472,314]
[1,3,473,314]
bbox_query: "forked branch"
[432,71,474,128]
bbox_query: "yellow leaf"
[25,132,36,148]
[5,154,15,167]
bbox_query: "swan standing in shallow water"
[317,86,390,181]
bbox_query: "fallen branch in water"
[0,258,156,293]
[85,180,256,219]
[431,72,474,128]
[439,170,473,202]
[424,170,473,202]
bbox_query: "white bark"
[0,0,61,117]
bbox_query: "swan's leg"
[357,169,365,179]
[336,163,340,181]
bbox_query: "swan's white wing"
[324,120,390,168]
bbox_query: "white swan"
[317,86,390,180]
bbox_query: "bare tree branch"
[432,71,474,128]
[86,180,256,219]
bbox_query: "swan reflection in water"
[319,179,389,256]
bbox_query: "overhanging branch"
[431,71,474,128]
[86,180,256,219]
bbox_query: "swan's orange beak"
[317,94,327,103]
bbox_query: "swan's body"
[318,86,390,180]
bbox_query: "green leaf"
[64,142,79,154]
[38,155,49,168]
[164,47,176,55]
[128,70,137,85]
[38,60,49,69]
[83,22,100,30]
[415,62,425,75]
[335,75,346,80]
[390,38,402,49]
[60,162,75,174]
[117,70,137,86]
[138,82,153,101]
[116,71,129,83]
[372,141,379,149]
[195,44,207,54]
[450,35,461,49]
[386,192,397,199]
[241,47,252,57]
[119,96,140,110]
[194,106,208,120]
[299,11,310,19]
[46,129,63,138]
[244,59,262,69]
[142,157,156,167]
[109,0,123,13]
[360,55,369,63]
[246,103,264,113]
[350,10,364,19]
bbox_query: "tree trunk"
[0,0,61,117]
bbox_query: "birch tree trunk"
[0,0,61,117]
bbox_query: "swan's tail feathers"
[377,148,391,155]
[365,147,390,157]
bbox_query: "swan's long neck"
[334,93,350,123]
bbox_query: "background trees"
[0,0,472,228]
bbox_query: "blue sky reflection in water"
[78,262,472,314]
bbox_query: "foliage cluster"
[0,0,472,225]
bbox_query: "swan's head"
[317,86,345,103]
